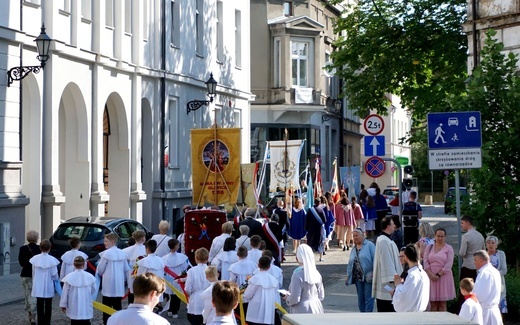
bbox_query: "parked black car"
[49,216,154,263]
[444,187,468,214]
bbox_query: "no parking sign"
[364,156,386,178]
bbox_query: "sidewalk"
[0,272,25,306]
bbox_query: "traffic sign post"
[427,112,482,170]
[427,111,482,276]
[364,156,386,178]
[364,135,385,157]
[363,114,385,135]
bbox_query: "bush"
[505,269,520,322]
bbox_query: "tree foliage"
[450,30,520,268]
[330,0,468,122]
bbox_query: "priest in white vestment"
[473,250,503,325]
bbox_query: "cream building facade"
[0,0,251,274]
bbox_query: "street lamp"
[7,25,52,87]
[321,98,342,123]
[186,73,218,114]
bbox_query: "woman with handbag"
[346,228,376,312]
[18,230,41,324]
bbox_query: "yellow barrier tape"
[239,294,246,325]
[275,302,288,314]
[93,301,118,315]
[165,278,188,305]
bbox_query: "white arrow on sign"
[370,137,380,156]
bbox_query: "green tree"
[451,30,520,269]
[330,0,468,122]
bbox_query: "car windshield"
[383,189,398,195]
[447,188,467,196]
[54,224,107,241]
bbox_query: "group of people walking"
[18,192,509,325]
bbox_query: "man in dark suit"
[237,208,263,238]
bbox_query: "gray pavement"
[0,203,455,324]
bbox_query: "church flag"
[268,140,305,193]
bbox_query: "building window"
[60,0,70,12]
[143,0,148,40]
[125,0,132,34]
[196,0,204,55]
[81,0,91,20]
[273,37,281,87]
[283,2,293,16]
[235,10,242,68]
[216,1,223,62]
[105,0,114,27]
[291,39,313,87]
[311,128,320,155]
[171,0,179,46]
[168,98,179,167]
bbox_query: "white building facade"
[0,0,251,274]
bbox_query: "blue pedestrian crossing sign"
[427,112,482,149]
[364,136,385,157]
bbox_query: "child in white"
[212,237,239,280]
[200,266,219,324]
[459,278,484,325]
[185,248,211,325]
[162,238,190,318]
[60,237,88,280]
[243,256,279,325]
[122,230,146,303]
[253,250,283,305]
[59,256,97,323]
[137,239,166,306]
[96,233,129,324]
[247,235,263,265]
[206,281,240,325]
[30,239,60,325]
[229,246,257,287]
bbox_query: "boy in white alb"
[30,239,60,325]
[60,237,88,281]
[185,247,211,325]
[122,230,146,303]
[137,239,166,312]
[242,256,279,325]
[200,266,219,324]
[459,278,483,325]
[96,233,129,324]
[162,238,190,319]
[247,235,263,265]
[206,281,240,325]
[107,273,169,325]
[60,256,97,324]
[229,246,257,287]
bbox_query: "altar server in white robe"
[122,230,146,303]
[254,250,283,304]
[137,239,166,304]
[372,216,402,312]
[163,238,191,318]
[247,235,263,265]
[30,239,60,325]
[185,247,211,325]
[459,277,483,325]
[60,237,88,280]
[473,250,503,325]
[60,256,97,324]
[96,233,129,325]
[201,266,220,324]
[392,244,430,312]
[229,246,257,287]
[243,256,279,325]
[209,222,233,263]
[107,273,169,325]
[212,237,239,280]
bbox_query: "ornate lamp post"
[186,73,218,114]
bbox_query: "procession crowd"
[17,183,508,325]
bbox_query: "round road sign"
[363,114,385,135]
[365,156,386,178]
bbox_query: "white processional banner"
[268,140,305,193]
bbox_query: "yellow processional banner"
[240,163,257,208]
[191,127,241,205]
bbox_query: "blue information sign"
[364,136,385,157]
[427,112,482,149]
